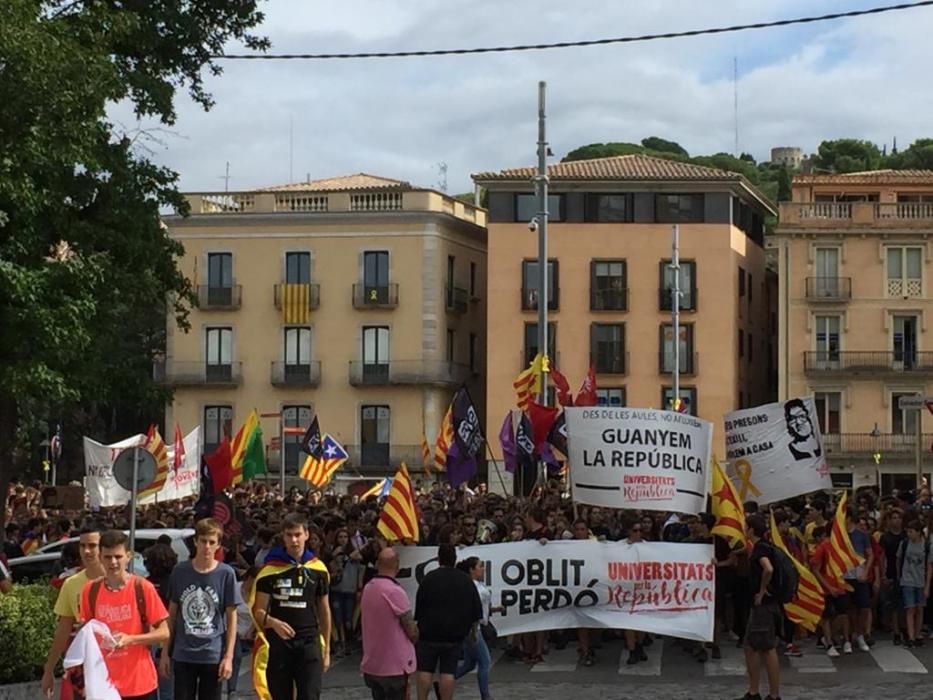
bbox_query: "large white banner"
[396,540,715,642]
[83,428,201,508]
[724,397,830,505]
[565,407,712,513]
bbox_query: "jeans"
[173,661,221,700]
[455,633,491,700]
[228,639,252,694]
[266,636,322,700]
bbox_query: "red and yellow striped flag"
[770,511,824,631]
[434,407,454,472]
[710,457,746,547]
[421,434,432,474]
[377,463,420,542]
[825,492,864,591]
[513,353,544,411]
[299,434,348,489]
[138,425,169,499]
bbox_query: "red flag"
[172,422,185,472]
[205,438,234,495]
[575,367,598,407]
[550,367,573,406]
[527,401,559,448]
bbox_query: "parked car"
[8,528,194,583]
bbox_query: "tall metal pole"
[671,225,681,408]
[916,408,923,491]
[129,446,139,573]
[535,81,549,485]
[280,415,286,499]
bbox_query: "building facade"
[474,154,777,494]
[162,174,487,486]
[773,170,933,493]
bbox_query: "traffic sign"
[897,395,933,411]
[112,447,157,492]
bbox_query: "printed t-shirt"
[255,564,329,640]
[360,576,415,677]
[169,560,241,664]
[80,575,168,697]
[55,570,90,619]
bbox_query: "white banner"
[396,540,714,642]
[83,428,202,508]
[565,407,712,513]
[724,397,830,505]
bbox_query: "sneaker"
[582,651,595,667]
[905,639,915,648]
[816,636,828,650]
[712,645,722,660]
[626,650,639,666]
[894,634,903,646]
[695,648,708,662]
[638,645,648,662]
[784,643,802,657]
[843,641,853,654]
[915,638,925,648]
[866,637,876,648]
[827,646,841,658]
[856,635,870,652]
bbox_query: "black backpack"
[766,544,799,604]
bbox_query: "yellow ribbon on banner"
[734,459,763,501]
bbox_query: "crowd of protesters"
[5,476,933,700]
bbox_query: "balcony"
[446,286,469,314]
[352,283,399,309]
[805,277,851,302]
[590,288,628,312]
[659,288,698,312]
[659,352,698,376]
[197,285,242,310]
[521,288,559,311]
[824,433,933,458]
[803,351,933,376]
[270,361,321,387]
[154,360,242,386]
[273,283,320,312]
[779,201,933,229]
[348,360,471,387]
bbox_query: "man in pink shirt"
[360,548,419,700]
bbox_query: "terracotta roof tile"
[472,153,744,182]
[794,169,933,185]
[261,173,410,192]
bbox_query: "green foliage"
[640,137,688,157]
[812,139,882,173]
[0,583,58,684]
[886,139,933,169]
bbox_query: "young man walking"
[80,529,169,700]
[251,513,332,700]
[160,519,240,700]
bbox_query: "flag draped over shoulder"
[711,457,746,547]
[826,493,864,591]
[138,425,169,500]
[513,353,544,411]
[231,410,265,484]
[249,548,328,700]
[377,463,419,542]
[770,511,824,631]
[299,434,348,488]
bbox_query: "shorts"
[415,641,461,676]
[847,580,872,610]
[901,585,926,609]
[825,593,850,619]
[363,674,408,700]
[744,602,781,652]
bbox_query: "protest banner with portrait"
[565,407,712,513]
[397,540,715,642]
[723,396,831,505]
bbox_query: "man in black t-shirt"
[414,544,481,700]
[879,509,907,644]
[252,514,332,700]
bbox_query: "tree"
[562,142,647,162]
[641,137,689,157]
[812,139,882,173]
[0,0,268,493]
[885,139,933,170]
[776,166,793,202]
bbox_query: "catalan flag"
[138,425,170,500]
[280,283,311,324]
[513,353,544,411]
[770,511,824,632]
[377,463,419,542]
[434,406,454,471]
[711,456,746,547]
[299,433,348,488]
[361,477,391,501]
[231,410,265,484]
[421,434,432,474]
[825,492,864,591]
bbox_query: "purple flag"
[538,442,562,475]
[499,412,517,473]
[446,441,477,488]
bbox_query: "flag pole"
[534,80,550,488]
[671,224,681,409]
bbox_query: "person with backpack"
[896,519,932,648]
[80,529,169,700]
[735,514,781,700]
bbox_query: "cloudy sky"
[111,0,933,194]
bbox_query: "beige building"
[161,174,487,484]
[473,154,777,494]
[774,170,933,493]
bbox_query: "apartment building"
[774,170,933,493]
[473,154,777,494]
[160,174,487,482]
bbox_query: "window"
[886,246,923,297]
[815,248,839,279]
[362,326,389,382]
[516,193,563,223]
[206,253,233,306]
[748,332,754,362]
[655,194,704,223]
[446,255,455,308]
[596,388,626,407]
[585,194,632,222]
[361,405,390,466]
[285,252,311,284]
[363,250,390,288]
[524,322,556,367]
[739,329,745,359]
[662,387,698,415]
[892,392,919,434]
[205,327,232,381]
[469,333,477,373]
[283,406,312,473]
[521,259,559,310]
[203,406,233,455]
[660,260,697,311]
[739,267,746,297]
[590,323,625,374]
[814,315,840,362]
[660,323,694,373]
[284,327,311,382]
[813,392,840,434]
[446,329,455,363]
[469,262,478,298]
[590,260,627,311]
